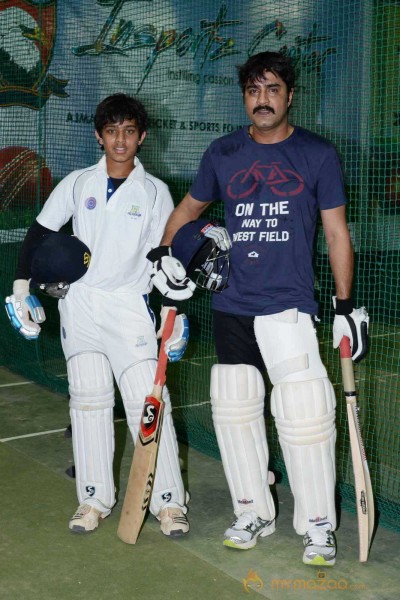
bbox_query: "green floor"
[1,366,399,600]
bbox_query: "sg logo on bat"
[143,405,156,425]
[139,395,164,445]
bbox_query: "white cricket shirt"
[36,156,174,293]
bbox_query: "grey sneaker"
[223,511,275,550]
[69,503,111,534]
[303,521,336,566]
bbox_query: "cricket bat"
[339,335,375,562]
[117,307,177,544]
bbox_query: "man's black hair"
[94,93,149,137]
[237,52,296,94]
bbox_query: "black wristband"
[146,246,170,262]
[335,298,354,315]
[15,220,56,280]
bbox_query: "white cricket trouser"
[59,282,186,515]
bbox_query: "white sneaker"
[223,511,275,550]
[303,521,336,566]
[157,507,189,536]
[69,503,111,534]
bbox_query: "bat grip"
[154,307,177,387]
[339,336,355,393]
[339,335,352,359]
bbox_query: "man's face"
[95,119,146,167]
[244,70,293,133]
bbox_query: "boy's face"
[95,119,146,174]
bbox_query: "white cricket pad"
[119,360,186,515]
[271,378,337,534]
[68,353,116,510]
[254,310,337,534]
[210,364,275,521]
[254,309,328,384]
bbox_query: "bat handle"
[339,335,352,359]
[154,307,177,387]
[339,336,356,396]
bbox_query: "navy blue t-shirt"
[190,126,347,316]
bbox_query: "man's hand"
[157,306,189,362]
[332,297,369,362]
[147,246,196,301]
[5,279,46,340]
[202,223,232,251]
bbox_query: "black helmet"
[171,219,230,292]
[31,232,91,298]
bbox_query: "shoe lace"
[161,507,186,520]
[72,504,90,518]
[305,523,334,547]
[234,511,259,529]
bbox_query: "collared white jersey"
[36,155,174,293]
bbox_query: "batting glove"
[5,279,46,340]
[157,306,189,362]
[332,297,369,362]
[202,223,232,251]
[147,246,196,301]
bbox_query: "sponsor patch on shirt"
[128,204,142,218]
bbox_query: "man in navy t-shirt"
[191,125,346,317]
[148,52,369,566]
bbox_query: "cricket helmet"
[171,219,230,292]
[31,232,91,298]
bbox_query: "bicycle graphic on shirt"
[227,160,304,199]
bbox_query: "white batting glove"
[201,223,232,251]
[157,306,189,362]
[5,279,46,340]
[332,297,369,363]
[147,246,196,301]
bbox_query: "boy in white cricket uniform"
[6,94,190,536]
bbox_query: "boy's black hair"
[237,51,296,94]
[94,93,149,137]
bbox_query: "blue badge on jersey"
[85,197,96,209]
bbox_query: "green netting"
[0,0,399,531]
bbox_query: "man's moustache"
[253,106,275,114]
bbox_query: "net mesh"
[0,0,399,531]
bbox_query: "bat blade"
[346,402,369,561]
[117,392,164,544]
[117,308,177,544]
[339,336,374,562]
